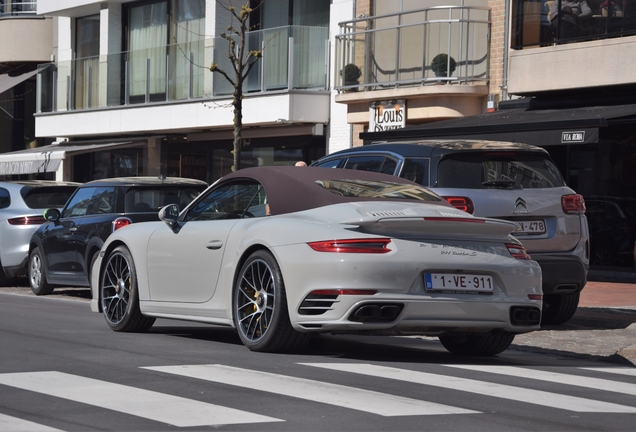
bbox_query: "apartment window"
[125,0,204,103]
[511,0,636,49]
[75,15,100,109]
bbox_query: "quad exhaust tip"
[349,303,404,323]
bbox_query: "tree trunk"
[232,87,243,172]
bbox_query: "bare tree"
[210,0,262,172]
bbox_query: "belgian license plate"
[424,273,494,292]
[513,220,546,236]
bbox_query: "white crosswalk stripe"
[301,363,636,413]
[0,413,64,432]
[580,367,636,377]
[143,364,478,416]
[445,365,636,396]
[0,371,281,427]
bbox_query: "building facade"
[0,1,53,160]
[6,0,334,183]
[360,0,636,278]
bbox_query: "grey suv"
[312,140,589,325]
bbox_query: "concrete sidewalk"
[513,281,636,366]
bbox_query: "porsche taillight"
[112,217,132,232]
[7,216,46,225]
[442,196,475,214]
[308,238,392,254]
[309,289,378,296]
[506,243,531,260]
[562,194,586,214]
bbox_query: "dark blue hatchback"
[28,176,207,295]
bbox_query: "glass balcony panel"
[74,56,99,110]
[371,29,398,86]
[398,25,425,83]
[263,26,290,91]
[292,26,328,89]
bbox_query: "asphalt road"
[1,285,636,431]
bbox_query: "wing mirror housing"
[44,208,61,222]
[159,204,180,229]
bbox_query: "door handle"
[206,240,223,250]
[69,227,78,232]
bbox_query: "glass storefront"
[543,124,636,273]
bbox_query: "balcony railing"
[37,25,329,113]
[0,1,37,17]
[335,6,491,91]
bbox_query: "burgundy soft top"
[219,166,443,216]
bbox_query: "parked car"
[28,176,207,295]
[0,181,80,285]
[90,166,542,356]
[312,140,589,325]
[585,196,636,267]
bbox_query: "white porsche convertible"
[90,166,542,356]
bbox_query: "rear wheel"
[233,250,310,352]
[541,292,580,325]
[439,331,515,356]
[101,245,155,332]
[28,248,54,295]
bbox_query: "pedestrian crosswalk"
[0,363,635,429]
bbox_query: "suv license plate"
[513,220,546,236]
[424,273,494,292]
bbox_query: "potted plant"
[430,54,456,77]
[342,63,362,90]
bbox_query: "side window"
[0,188,9,209]
[87,187,117,215]
[379,157,398,175]
[399,158,430,186]
[62,188,96,218]
[314,158,343,169]
[344,155,385,172]
[185,181,263,222]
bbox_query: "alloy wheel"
[101,251,132,326]
[235,258,275,342]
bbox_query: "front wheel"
[29,247,54,295]
[439,331,515,356]
[233,250,310,352]
[100,245,155,332]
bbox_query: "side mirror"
[44,208,61,222]
[159,204,179,229]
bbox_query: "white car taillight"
[7,215,46,225]
[442,196,475,214]
[308,238,392,254]
[562,194,586,214]
[506,243,531,260]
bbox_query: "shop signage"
[369,99,406,132]
[561,131,585,143]
[0,157,60,175]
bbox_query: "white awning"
[0,69,40,95]
[0,141,146,175]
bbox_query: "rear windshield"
[315,179,442,201]
[437,152,565,189]
[124,187,204,213]
[22,186,77,209]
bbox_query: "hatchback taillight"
[506,243,531,260]
[7,216,46,225]
[442,196,475,214]
[308,238,392,254]
[562,194,586,214]
[112,217,132,232]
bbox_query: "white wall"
[327,0,355,155]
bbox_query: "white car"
[0,181,80,285]
[91,166,542,356]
